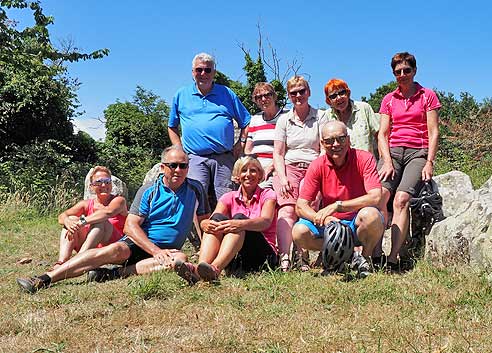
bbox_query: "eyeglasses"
[328,89,348,100]
[163,162,189,169]
[254,92,273,101]
[289,88,307,97]
[393,67,413,76]
[91,178,112,186]
[322,135,348,145]
[194,67,213,74]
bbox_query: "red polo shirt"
[299,148,381,220]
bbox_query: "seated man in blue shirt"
[17,145,211,293]
[168,52,251,207]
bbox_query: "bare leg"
[209,232,245,271]
[199,232,224,265]
[57,216,87,264]
[277,205,297,264]
[129,250,188,276]
[355,207,385,258]
[373,187,391,257]
[388,191,411,263]
[79,221,113,252]
[46,242,131,283]
[292,224,323,251]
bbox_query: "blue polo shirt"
[168,83,251,155]
[129,176,209,249]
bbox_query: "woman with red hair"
[324,78,380,156]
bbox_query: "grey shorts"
[377,147,427,196]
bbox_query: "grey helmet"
[321,221,354,271]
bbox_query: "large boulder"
[425,172,492,271]
[83,168,127,200]
[143,163,161,185]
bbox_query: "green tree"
[101,86,171,197]
[0,0,108,152]
[361,81,398,112]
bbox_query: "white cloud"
[73,118,106,141]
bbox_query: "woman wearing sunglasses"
[174,156,277,284]
[324,78,380,156]
[244,82,289,189]
[377,52,441,271]
[273,75,328,272]
[54,166,128,269]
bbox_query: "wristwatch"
[79,215,88,226]
[335,200,343,212]
[239,137,247,143]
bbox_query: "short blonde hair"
[286,75,310,92]
[89,166,111,182]
[231,156,264,183]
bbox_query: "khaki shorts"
[377,147,427,196]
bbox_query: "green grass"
[2,200,492,352]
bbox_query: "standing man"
[17,146,210,293]
[168,53,251,207]
[292,121,385,276]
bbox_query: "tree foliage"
[0,0,109,152]
[361,81,398,113]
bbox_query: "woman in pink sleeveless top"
[54,166,128,269]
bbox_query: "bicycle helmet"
[321,221,354,271]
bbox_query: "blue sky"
[6,0,492,140]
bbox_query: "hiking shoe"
[174,259,199,286]
[17,277,48,294]
[197,262,220,282]
[87,267,121,283]
[350,252,372,279]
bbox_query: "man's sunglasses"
[289,88,307,97]
[328,89,348,100]
[163,162,189,169]
[322,135,348,145]
[194,67,213,74]
[91,178,112,186]
[393,67,413,76]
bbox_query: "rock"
[16,257,32,265]
[142,163,161,185]
[425,171,492,272]
[83,168,128,200]
[433,171,475,218]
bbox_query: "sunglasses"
[194,67,213,74]
[393,67,413,76]
[254,92,273,101]
[91,178,112,186]
[322,135,348,145]
[289,88,307,97]
[328,89,348,100]
[163,162,189,169]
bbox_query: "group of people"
[17,50,440,293]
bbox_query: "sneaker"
[350,252,372,279]
[174,259,199,286]
[197,262,220,282]
[87,267,121,283]
[17,277,48,294]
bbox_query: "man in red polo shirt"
[292,121,385,276]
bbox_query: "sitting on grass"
[175,155,278,285]
[16,145,210,293]
[54,166,128,270]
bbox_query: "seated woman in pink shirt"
[54,166,128,269]
[174,156,278,284]
[377,52,441,271]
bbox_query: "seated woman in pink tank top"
[54,166,128,269]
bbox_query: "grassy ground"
[2,202,492,353]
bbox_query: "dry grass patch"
[2,203,492,352]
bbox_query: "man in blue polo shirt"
[168,52,251,207]
[17,146,211,293]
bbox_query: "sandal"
[197,262,220,282]
[280,257,291,272]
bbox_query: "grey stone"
[83,168,128,200]
[143,163,161,185]
[434,171,475,218]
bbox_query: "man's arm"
[168,126,182,146]
[123,214,173,266]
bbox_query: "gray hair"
[192,52,216,68]
[161,145,188,162]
